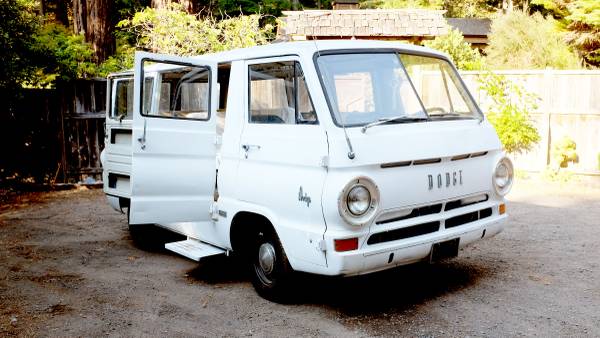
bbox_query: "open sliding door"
[129,51,218,227]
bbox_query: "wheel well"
[230,212,275,254]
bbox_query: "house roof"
[278,9,448,38]
[446,18,491,37]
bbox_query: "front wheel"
[249,228,293,302]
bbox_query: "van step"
[165,239,225,261]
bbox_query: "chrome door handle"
[242,144,261,158]
[137,119,147,150]
[242,144,261,151]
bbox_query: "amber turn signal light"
[499,203,506,215]
[334,238,358,252]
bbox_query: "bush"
[0,0,41,91]
[34,23,96,85]
[552,136,577,169]
[485,11,581,69]
[118,4,275,56]
[565,0,600,68]
[424,27,484,70]
[478,72,541,154]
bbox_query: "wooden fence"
[460,70,600,174]
[0,79,106,184]
[1,70,599,185]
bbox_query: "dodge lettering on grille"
[428,171,463,190]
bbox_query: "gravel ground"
[1,179,599,337]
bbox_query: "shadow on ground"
[186,253,491,315]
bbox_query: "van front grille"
[367,221,440,245]
[376,203,442,225]
[445,207,493,229]
[368,197,495,245]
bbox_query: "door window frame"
[139,58,213,122]
[245,56,319,125]
[108,74,133,120]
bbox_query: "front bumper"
[325,213,507,276]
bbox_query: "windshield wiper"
[361,116,429,133]
[428,112,471,120]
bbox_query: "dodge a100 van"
[101,40,513,301]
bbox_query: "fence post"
[542,69,552,167]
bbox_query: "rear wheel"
[249,226,293,302]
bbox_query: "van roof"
[109,40,446,75]
[196,39,445,62]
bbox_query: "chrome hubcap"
[258,243,276,275]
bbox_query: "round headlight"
[338,177,380,226]
[493,157,514,196]
[347,185,371,216]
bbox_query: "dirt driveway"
[1,180,599,337]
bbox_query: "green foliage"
[215,0,292,17]
[478,72,541,154]
[567,0,600,26]
[443,0,494,18]
[0,0,97,89]
[530,0,571,19]
[565,0,600,67]
[359,0,442,9]
[485,11,582,69]
[597,153,600,171]
[541,166,574,182]
[33,23,96,84]
[552,137,578,168]
[0,0,41,91]
[96,42,136,77]
[118,4,275,56]
[424,27,484,70]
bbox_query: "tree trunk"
[72,0,86,35]
[502,0,514,13]
[72,0,115,64]
[55,0,70,27]
[151,0,197,13]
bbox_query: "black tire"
[249,226,294,302]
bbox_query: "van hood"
[321,119,505,238]
[326,119,502,168]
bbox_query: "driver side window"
[248,61,317,124]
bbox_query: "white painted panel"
[130,52,218,228]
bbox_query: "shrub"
[565,0,600,68]
[541,166,574,182]
[478,72,541,154]
[485,11,581,69]
[551,136,578,169]
[118,4,275,56]
[34,23,96,85]
[424,27,484,70]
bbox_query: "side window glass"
[142,61,210,120]
[111,77,153,120]
[114,79,133,120]
[249,61,317,124]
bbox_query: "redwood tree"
[72,0,115,63]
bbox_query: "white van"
[101,40,513,301]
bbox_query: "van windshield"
[316,52,481,127]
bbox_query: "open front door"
[129,52,217,226]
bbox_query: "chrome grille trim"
[380,151,489,169]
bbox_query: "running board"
[165,239,225,261]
